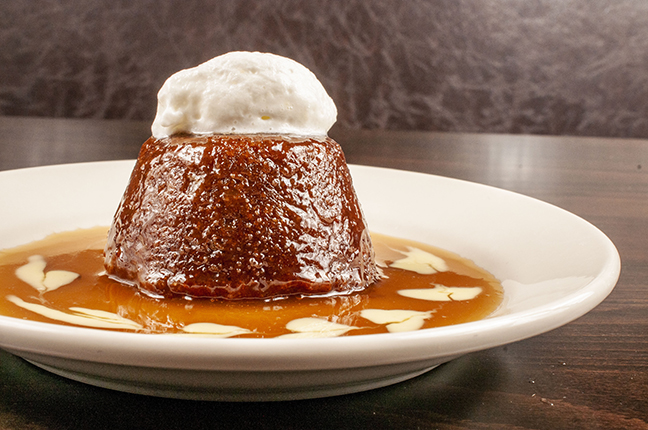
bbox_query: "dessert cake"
[104,52,379,300]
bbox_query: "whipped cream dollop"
[151,51,337,138]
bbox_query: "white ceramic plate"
[0,161,620,401]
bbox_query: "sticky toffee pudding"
[104,134,378,300]
[0,52,504,338]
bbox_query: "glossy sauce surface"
[0,228,503,338]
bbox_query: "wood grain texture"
[0,116,646,429]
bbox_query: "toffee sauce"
[0,227,503,338]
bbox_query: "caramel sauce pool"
[0,228,503,338]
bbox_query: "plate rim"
[0,160,621,373]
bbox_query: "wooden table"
[0,116,646,429]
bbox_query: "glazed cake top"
[151,52,337,138]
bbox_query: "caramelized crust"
[104,134,378,299]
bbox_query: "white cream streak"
[398,285,483,302]
[15,255,79,293]
[6,295,143,330]
[277,317,356,338]
[360,309,434,333]
[390,247,449,274]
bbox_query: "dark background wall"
[2,0,648,138]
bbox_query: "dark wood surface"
[0,116,646,429]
